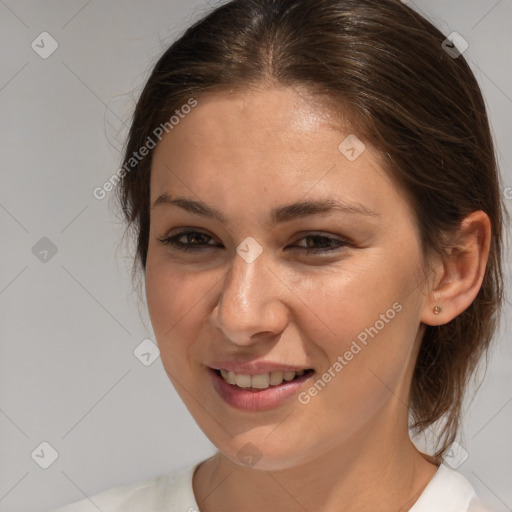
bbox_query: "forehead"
[149,87,403,218]
[153,87,344,165]
[188,85,340,125]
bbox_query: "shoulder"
[411,464,489,512]
[51,462,200,512]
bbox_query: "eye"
[158,230,349,255]
[158,230,221,252]
[288,233,349,254]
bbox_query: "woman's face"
[145,86,431,470]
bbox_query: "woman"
[54,0,506,510]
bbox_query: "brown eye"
[158,231,349,255]
[158,231,221,251]
[289,234,349,254]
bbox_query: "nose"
[212,247,289,347]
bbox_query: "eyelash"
[157,230,349,255]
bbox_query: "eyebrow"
[151,193,379,225]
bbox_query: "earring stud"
[433,305,442,315]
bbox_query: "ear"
[421,211,491,326]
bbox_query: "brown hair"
[115,0,506,460]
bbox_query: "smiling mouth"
[212,368,315,390]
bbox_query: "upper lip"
[208,361,313,375]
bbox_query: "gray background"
[0,1,510,511]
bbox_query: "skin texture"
[145,86,491,512]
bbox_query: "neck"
[193,404,438,512]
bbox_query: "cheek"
[292,250,422,407]
[146,254,208,326]
[292,249,420,347]
[144,257,218,367]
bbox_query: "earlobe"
[421,211,491,327]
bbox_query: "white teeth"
[235,373,251,388]
[269,371,284,385]
[218,369,308,389]
[220,369,236,385]
[251,373,270,389]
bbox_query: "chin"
[215,437,315,472]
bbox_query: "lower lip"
[209,368,315,411]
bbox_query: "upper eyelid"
[162,229,220,243]
[160,230,349,246]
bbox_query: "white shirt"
[52,461,488,512]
